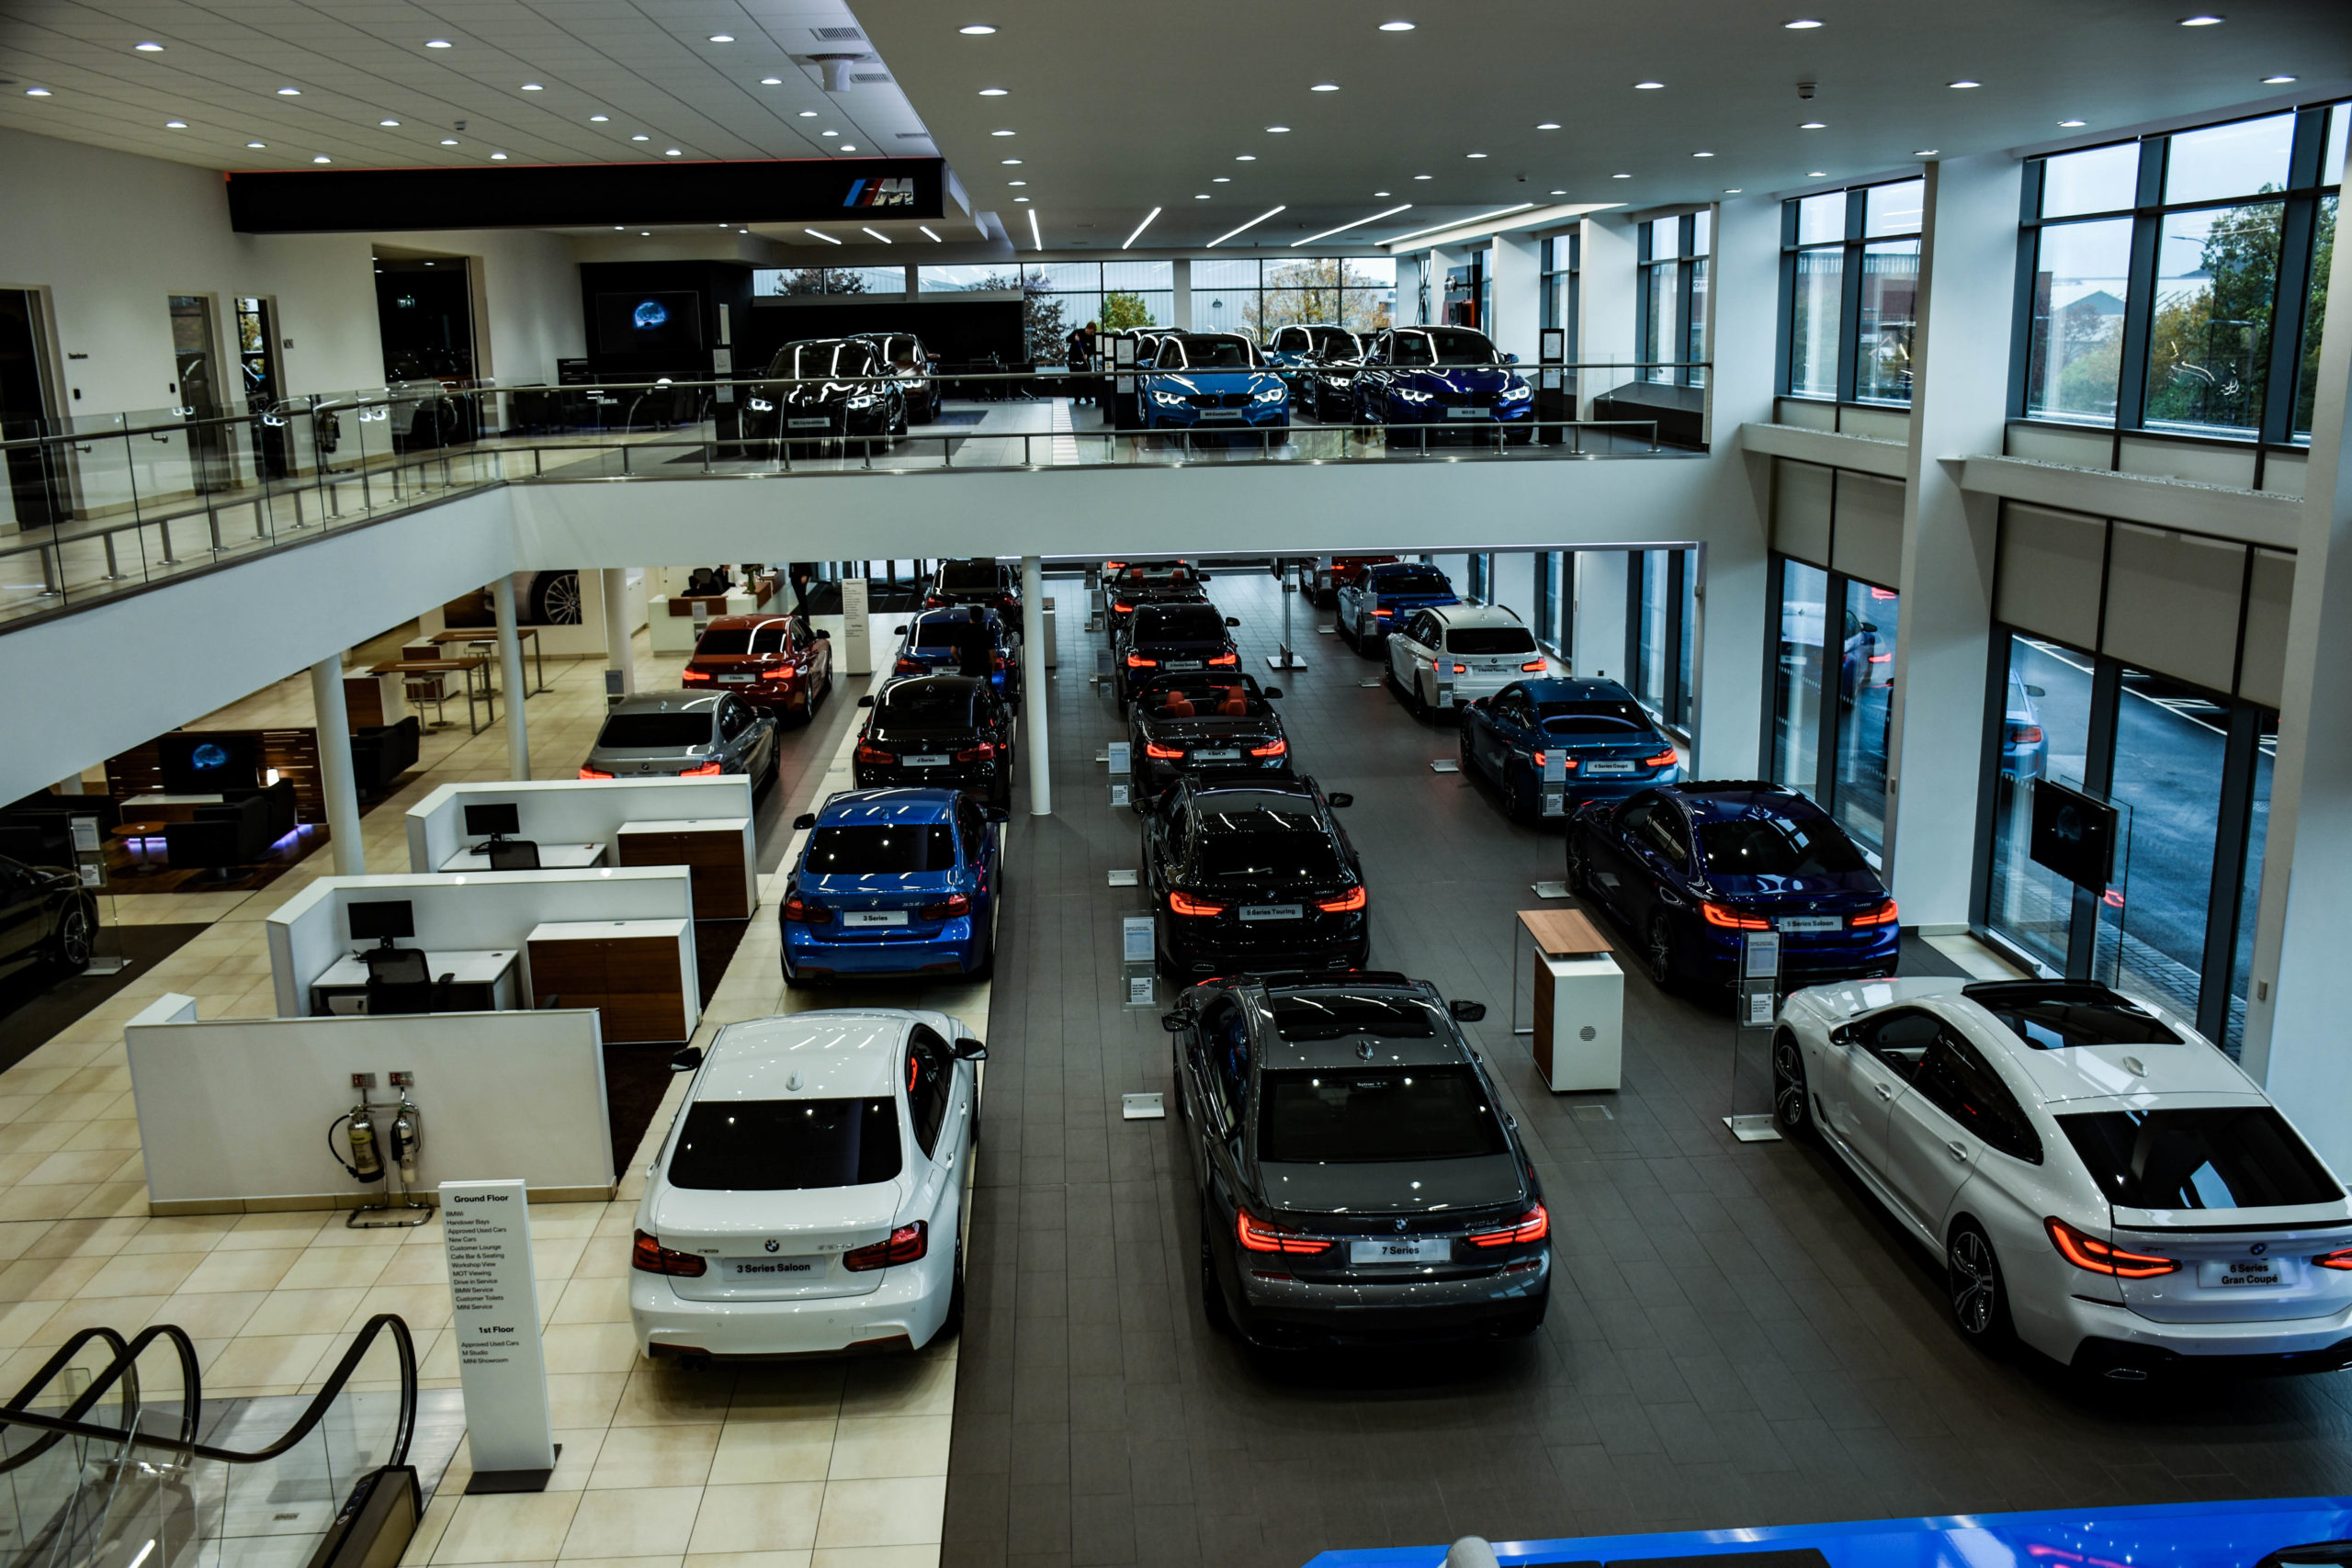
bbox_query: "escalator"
[0,1314,424,1568]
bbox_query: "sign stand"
[69,818,130,976]
[442,1179,560,1493]
[1724,931,1783,1144]
[1106,740,1131,809]
[1267,559,1308,671]
[1121,913,1157,1008]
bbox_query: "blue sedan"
[1458,679,1681,822]
[891,605,1018,703]
[1140,333,1289,440]
[1566,783,1899,991]
[1353,326,1532,444]
[781,788,1001,986]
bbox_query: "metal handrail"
[0,1325,198,1475]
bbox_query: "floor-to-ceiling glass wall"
[1832,580,1899,857]
[2229,716,2276,1051]
[2095,671,2229,1018]
[1771,559,1829,792]
[1984,633,2097,975]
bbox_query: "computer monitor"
[464,801,522,841]
[347,899,415,951]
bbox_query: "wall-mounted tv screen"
[2029,778,2119,891]
[158,732,261,795]
[594,291,703,355]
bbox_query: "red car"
[1313,554,1399,606]
[682,613,834,722]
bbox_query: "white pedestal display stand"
[1510,908,1623,1093]
[442,1179,559,1492]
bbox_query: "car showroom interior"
[3,4,2352,1567]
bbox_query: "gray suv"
[580,692,780,786]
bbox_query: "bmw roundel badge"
[2251,1241,2268,1256]
[765,1238,781,1253]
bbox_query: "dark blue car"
[1354,326,1533,446]
[1336,560,1459,648]
[1458,679,1682,822]
[1566,782,1898,991]
[891,606,1018,702]
[781,788,1001,985]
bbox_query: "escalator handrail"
[0,1325,189,1476]
[0,1314,415,1470]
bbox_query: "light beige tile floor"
[0,607,969,1567]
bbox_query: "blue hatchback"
[891,606,1018,701]
[781,788,1001,985]
[1459,679,1681,821]
[1140,333,1289,437]
[1566,782,1898,990]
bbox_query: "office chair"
[487,838,542,871]
[361,948,451,1015]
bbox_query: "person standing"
[1066,321,1098,407]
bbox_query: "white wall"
[1490,550,1539,631]
[1577,217,1637,416]
[1574,551,1630,684]
[1489,235,1542,365]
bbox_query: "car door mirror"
[954,1035,989,1060]
[1449,999,1487,1022]
[1828,1023,1857,1047]
[813,628,831,639]
[856,694,875,707]
[1160,1012,1190,1033]
[793,813,818,830]
[1261,686,1283,699]
[982,804,1011,822]
[2024,684,2046,697]
[894,625,910,635]
[670,1047,704,1072]
[1325,792,1354,808]
[1226,616,1241,627]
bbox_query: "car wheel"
[1199,1221,1232,1335]
[1771,1029,1813,1138]
[967,924,995,983]
[1170,1041,1187,1122]
[782,954,818,990]
[940,1238,966,1338]
[1946,1220,2015,1348]
[1458,723,1476,776]
[1565,837,1592,895]
[527,570,582,625]
[47,899,92,975]
[1645,911,1676,988]
[1410,671,1431,720]
[1504,765,1534,824]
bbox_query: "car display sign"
[2201,1258,2291,1288]
[904,753,950,766]
[1239,904,1303,921]
[1778,915,1840,931]
[1351,1236,1451,1265]
[1193,749,1241,761]
[1445,407,1486,419]
[1164,660,1204,671]
[1587,761,1635,773]
[842,909,908,928]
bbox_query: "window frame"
[1636,215,1707,388]
[1778,178,1922,406]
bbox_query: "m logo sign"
[845,176,914,209]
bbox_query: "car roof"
[701,1010,915,1100]
[910,605,996,625]
[1425,604,1521,626]
[814,787,959,825]
[699,614,790,632]
[1366,560,1439,574]
[1663,781,1817,823]
[879,673,985,696]
[606,691,725,716]
[1189,781,1323,824]
[1521,677,1638,703]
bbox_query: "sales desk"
[526,919,695,1043]
[121,793,224,824]
[309,948,521,1015]
[615,818,755,919]
[436,841,608,874]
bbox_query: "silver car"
[580,691,780,785]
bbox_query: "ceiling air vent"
[852,72,892,85]
[895,132,932,140]
[810,26,865,40]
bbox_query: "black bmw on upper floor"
[1166,972,1550,1347]
[1144,775,1366,981]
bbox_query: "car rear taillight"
[924,595,945,608]
[1170,890,1226,917]
[1701,902,1771,931]
[1467,1202,1549,1247]
[1645,749,1680,769]
[680,761,725,777]
[2009,725,2044,746]
[1114,600,1136,613]
[2315,1249,2352,1270]
[579,765,615,780]
[957,742,1001,761]
[1145,741,1184,760]
[843,1221,928,1271]
[681,668,713,683]
[1316,886,1367,913]
[855,740,893,765]
[1849,899,1900,928]
[1529,750,1577,770]
[920,893,972,921]
[2045,1216,2180,1278]
[1238,1212,1330,1255]
[1453,662,1470,674]
[993,652,1009,670]
[895,658,924,674]
[1374,608,1393,618]
[1521,660,1546,672]
[1126,653,1158,669]
[1207,652,1238,666]
[782,894,831,924]
[763,663,796,682]
[1250,737,1287,758]
[631,1230,707,1277]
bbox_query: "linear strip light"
[920,225,944,243]
[862,226,893,243]
[1123,206,1162,249]
[1028,207,1042,249]
[1382,202,1536,247]
[1207,204,1286,247]
[803,228,842,244]
[1293,203,1412,245]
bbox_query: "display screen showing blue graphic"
[158,732,260,795]
[594,290,703,355]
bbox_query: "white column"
[2242,208,2352,1154]
[1490,233,1542,364]
[1883,153,2022,930]
[601,567,636,697]
[1395,255,1423,325]
[1020,556,1050,816]
[308,654,366,877]
[494,579,531,780]
[1170,259,1192,331]
[1577,217,1637,418]
[1573,551,1628,682]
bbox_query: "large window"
[1193,257,1395,338]
[1771,559,1829,792]
[1541,234,1579,350]
[1626,548,1696,732]
[1764,558,1897,861]
[1637,214,1710,387]
[2016,102,2346,446]
[1780,179,1921,404]
[755,266,905,296]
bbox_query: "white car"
[1773,977,2352,1379]
[629,1009,984,1360]
[1385,604,1546,716]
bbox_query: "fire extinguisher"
[388,1087,423,1189]
[329,1099,384,1184]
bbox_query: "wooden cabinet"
[526,919,695,1043]
[616,818,755,920]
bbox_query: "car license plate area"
[842,909,909,929]
[1444,407,1487,420]
[787,418,829,430]
[904,753,950,766]
[1200,410,1241,420]
[1351,1237,1452,1266]
[720,674,754,684]
[2200,1258,2292,1289]
[1778,916,1841,932]
[1586,761,1634,774]
[1239,904,1303,922]
[1164,660,1204,671]
[721,1255,825,1282]
[1192,749,1241,762]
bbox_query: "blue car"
[781,788,1001,986]
[1459,679,1682,822]
[1354,325,1533,445]
[1566,782,1899,991]
[1140,333,1289,440]
[890,605,1018,702]
[2002,669,2049,781]
[1335,559,1460,648]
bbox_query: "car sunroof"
[1962,981,2182,1049]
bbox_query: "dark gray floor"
[944,572,2352,1568]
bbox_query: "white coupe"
[630,1009,984,1360]
[1773,977,2352,1379]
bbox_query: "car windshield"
[1308,328,1360,355]
[778,343,873,379]
[876,682,975,727]
[1164,337,1253,369]
[1138,606,1227,642]
[1448,626,1536,655]
[1139,680,1265,717]
[803,824,957,874]
[1698,816,1869,877]
[1194,818,1343,884]
[1539,700,1653,735]
[695,625,785,658]
[938,562,1001,589]
[1374,569,1451,596]
[1116,563,1191,584]
[1963,985,2184,1049]
[1257,1066,1509,1163]
[1391,329,1501,367]
[666,1098,901,1190]
[597,713,712,749]
[2058,1108,2340,1210]
[1268,991,1440,1043]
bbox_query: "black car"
[1266,325,1363,420]
[1144,775,1365,981]
[853,675,1017,810]
[1127,671,1290,805]
[846,331,939,423]
[1104,560,1208,643]
[926,558,1022,619]
[0,855,96,982]
[1165,973,1549,1347]
[748,337,906,455]
[1114,601,1242,711]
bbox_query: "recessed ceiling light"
[1379,19,1415,29]
[2178,14,2222,24]
[1807,170,1827,177]
[1196,193,1211,198]
[1001,157,1022,164]
[2264,73,2297,84]
[761,77,782,85]
[2059,118,2086,128]
[1236,153,1256,161]
[741,228,751,234]
[632,134,650,141]
[380,118,401,126]
[798,110,817,117]
[1634,81,1664,89]
[1535,121,1560,130]
[165,119,186,128]
[440,139,458,145]
[841,144,855,151]
[1375,190,1392,197]
[521,83,542,91]
[1466,152,1487,158]
[960,24,997,34]
[1724,187,1743,193]
[590,114,608,122]
[707,33,733,42]
[134,40,164,51]
[24,88,51,96]
[1913,148,1939,156]
[1949,79,1981,88]
[1213,175,1230,182]
[277,86,300,96]
[1311,82,1340,91]
[666,148,683,155]
[1551,188,1566,194]
[247,141,265,148]
[424,39,450,48]
[1611,172,1631,179]
[491,151,508,159]
[1267,125,1290,132]
[1014,196,1029,202]
[614,226,624,231]
[978,86,1007,96]
[991,129,1015,136]
[1693,150,1714,157]
[1007,179,1026,186]
[313,154,331,163]
[820,129,839,136]
[640,231,650,236]
[1785,17,1823,27]
[1800,120,1826,129]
